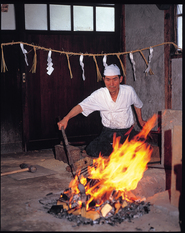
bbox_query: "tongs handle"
[60,126,76,177]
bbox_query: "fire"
[63,114,157,211]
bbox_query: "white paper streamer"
[46,50,54,75]
[79,54,85,81]
[20,43,29,66]
[103,55,108,67]
[129,52,136,81]
[145,47,153,74]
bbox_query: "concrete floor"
[1,149,181,231]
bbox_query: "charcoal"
[149,226,155,231]
[70,202,78,209]
[73,194,80,201]
[57,212,64,219]
[112,213,121,221]
[108,221,115,226]
[43,206,50,211]
[46,192,53,196]
[93,218,101,225]
[39,197,57,206]
[133,213,143,218]
[61,193,70,201]
[106,212,114,218]
[110,207,115,214]
[77,221,81,226]
[99,218,105,224]
[89,200,96,207]
[94,206,100,211]
[83,219,92,225]
[48,205,63,214]
[143,205,150,213]
[66,214,75,222]
[42,192,151,226]
[60,210,68,218]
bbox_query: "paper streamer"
[46,50,54,75]
[20,43,29,66]
[139,50,154,75]
[145,47,153,74]
[103,55,108,67]
[79,54,85,81]
[129,52,136,81]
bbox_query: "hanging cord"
[1,41,180,75]
[93,55,102,82]
[116,54,126,77]
[1,41,179,57]
[30,46,37,73]
[1,45,8,72]
[66,54,73,79]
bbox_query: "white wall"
[125,4,165,130]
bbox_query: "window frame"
[22,3,118,34]
[172,4,183,58]
[1,4,16,30]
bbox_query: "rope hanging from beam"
[1,41,180,81]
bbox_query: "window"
[25,4,47,30]
[176,4,183,50]
[50,5,71,31]
[96,6,115,32]
[73,5,93,31]
[24,3,116,32]
[1,4,16,30]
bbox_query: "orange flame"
[66,114,157,210]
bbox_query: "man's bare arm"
[134,106,146,128]
[57,104,83,130]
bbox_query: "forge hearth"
[39,191,151,226]
[39,114,164,226]
[49,200,151,226]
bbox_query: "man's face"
[103,75,123,94]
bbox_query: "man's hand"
[57,104,83,131]
[134,106,147,128]
[139,119,147,128]
[57,117,68,130]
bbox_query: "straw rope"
[1,41,180,77]
[1,41,179,56]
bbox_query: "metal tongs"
[60,125,85,194]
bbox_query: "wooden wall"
[23,33,122,150]
[1,4,124,152]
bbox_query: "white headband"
[103,64,121,76]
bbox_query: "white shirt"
[79,85,143,129]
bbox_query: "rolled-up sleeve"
[78,90,102,116]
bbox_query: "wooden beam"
[164,5,175,109]
[120,4,126,84]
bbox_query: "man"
[58,64,146,157]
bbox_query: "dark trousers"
[85,126,138,157]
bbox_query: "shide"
[48,114,157,225]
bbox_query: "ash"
[39,193,151,227]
